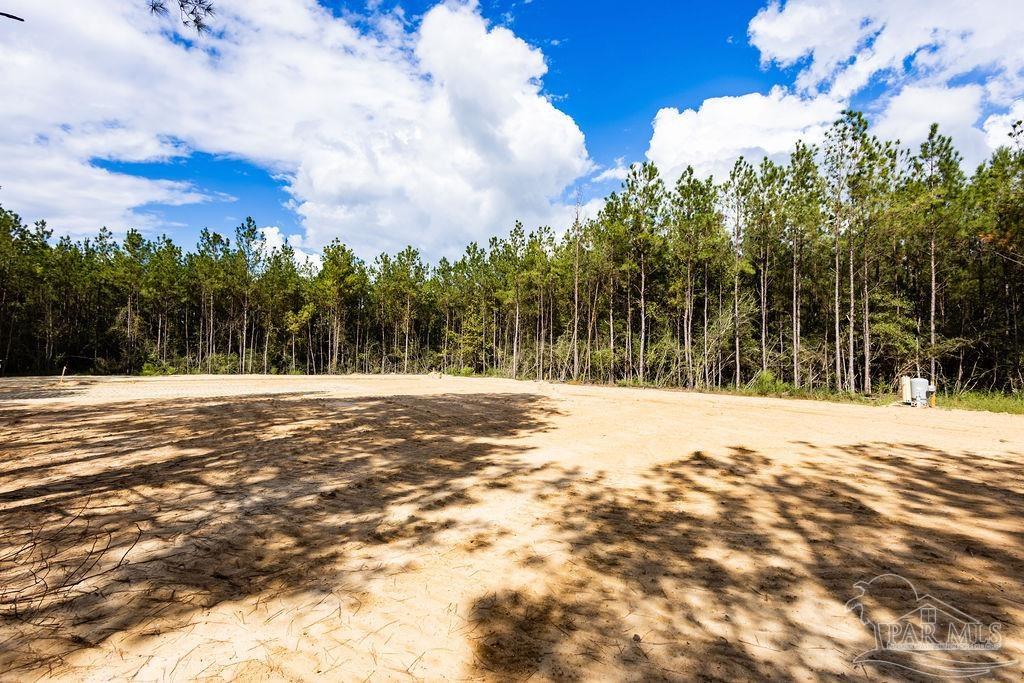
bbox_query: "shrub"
[141,361,176,376]
[747,370,793,396]
[201,353,240,374]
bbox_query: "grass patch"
[936,391,1024,415]
[697,374,1023,415]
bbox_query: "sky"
[1,0,1022,263]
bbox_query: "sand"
[1,374,1022,681]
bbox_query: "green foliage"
[937,391,1024,415]
[746,370,792,396]
[141,360,178,376]
[205,353,240,375]
[2,113,1024,417]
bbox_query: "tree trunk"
[241,302,248,374]
[848,240,856,393]
[792,236,801,387]
[863,254,872,394]
[702,269,709,388]
[608,278,615,383]
[760,248,768,374]
[513,297,520,378]
[572,234,580,380]
[536,290,543,380]
[930,232,937,385]
[404,295,411,373]
[684,262,694,388]
[263,325,269,374]
[733,268,741,389]
[639,253,647,384]
[548,294,554,380]
[307,321,316,374]
[833,229,842,391]
[443,308,450,372]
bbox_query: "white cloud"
[642,0,1024,184]
[646,87,842,182]
[0,0,591,258]
[0,139,209,235]
[592,157,629,184]
[983,100,1024,152]
[873,85,989,168]
[259,226,323,272]
[749,0,1024,103]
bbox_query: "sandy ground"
[1,374,1022,682]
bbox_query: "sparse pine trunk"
[264,325,270,374]
[848,239,855,393]
[733,270,741,389]
[404,294,411,373]
[684,262,694,388]
[702,269,709,389]
[930,232,937,385]
[833,228,842,391]
[639,253,648,384]
[733,211,742,389]
[792,236,801,388]
[760,247,768,374]
[863,257,872,394]
[608,277,615,384]
[513,297,520,378]
[241,301,247,374]
[572,232,580,380]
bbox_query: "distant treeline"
[2,111,1023,393]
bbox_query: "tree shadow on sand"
[468,442,1024,681]
[0,390,560,674]
[0,377,96,401]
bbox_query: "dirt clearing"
[1,375,1023,681]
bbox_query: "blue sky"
[487,1,774,158]
[93,154,301,241]
[1,0,1022,260]
[102,0,777,248]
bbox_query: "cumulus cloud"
[645,0,1024,184]
[983,100,1024,152]
[749,0,1024,102]
[646,87,842,182]
[747,1,1024,163]
[259,226,323,272]
[592,157,629,184]
[0,0,591,258]
[873,85,989,167]
[0,139,209,234]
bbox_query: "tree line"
[2,111,1023,394]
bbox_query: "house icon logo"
[846,573,1016,677]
